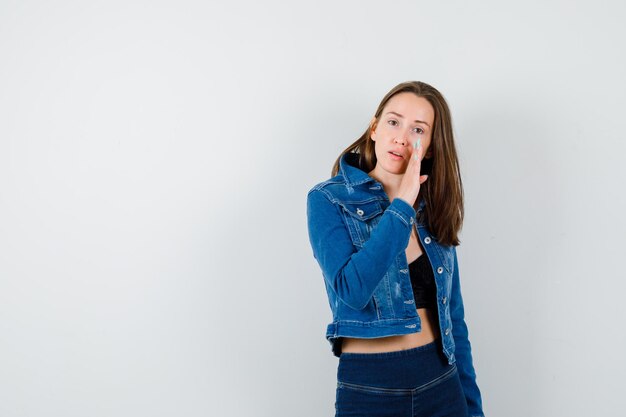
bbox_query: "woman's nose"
[394,135,408,146]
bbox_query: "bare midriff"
[341,307,440,353]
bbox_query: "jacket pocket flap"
[338,200,383,221]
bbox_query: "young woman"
[306,81,484,417]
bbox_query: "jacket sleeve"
[450,247,485,417]
[306,188,415,310]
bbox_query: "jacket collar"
[338,152,377,187]
[338,152,426,212]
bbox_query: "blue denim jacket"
[306,152,484,417]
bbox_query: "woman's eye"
[413,127,424,134]
[387,119,398,126]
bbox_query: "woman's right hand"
[395,139,429,207]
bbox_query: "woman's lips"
[388,151,403,160]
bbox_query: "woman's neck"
[367,168,403,201]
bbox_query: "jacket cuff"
[387,197,417,227]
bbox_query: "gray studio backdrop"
[1,1,624,416]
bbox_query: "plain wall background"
[1,1,625,416]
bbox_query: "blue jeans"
[335,339,469,417]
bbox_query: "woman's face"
[370,92,435,176]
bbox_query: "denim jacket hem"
[326,317,421,356]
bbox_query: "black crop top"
[409,254,437,309]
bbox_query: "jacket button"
[442,297,447,304]
[356,208,364,216]
[410,217,415,225]
[437,266,444,274]
[445,328,450,335]
[424,237,431,244]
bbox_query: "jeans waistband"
[337,338,451,390]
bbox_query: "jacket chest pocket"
[338,200,384,248]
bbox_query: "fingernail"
[413,141,418,149]
[414,154,419,161]
[417,138,421,148]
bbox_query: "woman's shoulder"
[307,173,347,198]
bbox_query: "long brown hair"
[331,81,464,246]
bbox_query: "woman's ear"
[369,116,378,141]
